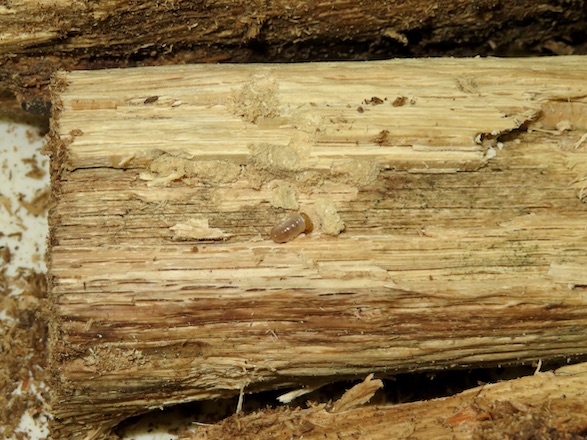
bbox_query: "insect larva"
[270,212,313,243]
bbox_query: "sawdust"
[0,118,51,438]
[22,155,47,180]
[231,73,280,123]
[330,158,380,187]
[249,141,310,174]
[474,399,587,440]
[18,188,51,217]
[142,154,241,186]
[313,199,345,236]
[0,268,49,439]
[268,181,299,210]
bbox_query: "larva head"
[300,212,313,233]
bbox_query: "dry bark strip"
[47,56,587,438]
[2,0,581,56]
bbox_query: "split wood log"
[193,362,587,439]
[47,56,587,439]
[1,0,586,115]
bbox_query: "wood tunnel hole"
[113,357,584,438]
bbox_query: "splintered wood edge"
[52,58,550,172]
[193,363,587,439]
[51,57,587,199]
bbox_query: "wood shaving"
[18,187,51,217]
[329,374,383,413]
[0,269,49,439]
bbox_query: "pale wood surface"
[47,57,587,438]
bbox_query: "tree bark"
[47,56,587,438]
[2,0,586,115]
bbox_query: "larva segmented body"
[270,212,313,243]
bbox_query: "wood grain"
[2,0,586,116]
[47,56,587,438]
[193,363,587,439]
[1,0,582,56]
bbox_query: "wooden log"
[193,363,587,439]
[2,0,586,115]
[2,0,581,57]
[47,56,587,438]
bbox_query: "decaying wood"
[2,0,586,115]
[3,0,581,56]
[193,362,587,439]
[47,57,587,438]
